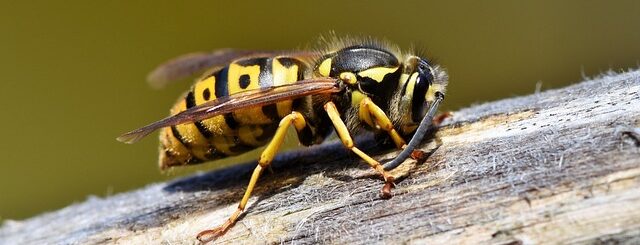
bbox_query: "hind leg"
[197,111,308,242]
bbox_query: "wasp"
[117,36,448,242]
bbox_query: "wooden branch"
[2,71,640,244]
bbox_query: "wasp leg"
[324,101,395,198]
[359,97,429,161]
[359,97,406,149]
[197,111,308,243]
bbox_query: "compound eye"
[411,62,434,122]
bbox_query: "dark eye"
[411,63,433,122]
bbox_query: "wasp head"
[393,56,448,133]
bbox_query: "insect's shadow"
[163,132,395,191]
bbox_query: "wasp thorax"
[315,45,403,106]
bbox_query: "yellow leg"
[324,101,396,198]
[197,112,307,242]
[358,97,406,149]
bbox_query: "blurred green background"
[1,0,639,221]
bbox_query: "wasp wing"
[147,49,318,89]
[117,78,340,144]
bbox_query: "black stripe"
[170,126,207,162]
[215,67,229,98]
[297,62,306,81]
[291,97,305,111]
[205,145,227,159]
[229,136,255,153]
[170,126,189,147]
[187,89,214,139]
[332,46,399,75]
[187,157,204,164]
[297,124,314,146]
[224,113,238,129]
[277,57,297,68]
[164,148,175,159]
[256,124,278,142]
[194,121,213,138]
[400,77,410,97]
[234,59,258,66]
[186,90,196,108]
[262,104,280,122]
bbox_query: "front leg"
[324,101,395,198]
[360,98,452,161]
[359,97,406,149]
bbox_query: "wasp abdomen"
[159,57,308,169]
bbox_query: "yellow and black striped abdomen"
[159,57,308,169]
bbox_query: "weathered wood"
[1,71,639,245]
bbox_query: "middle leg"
[324,101,396,198]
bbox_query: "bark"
[1,71,639,245]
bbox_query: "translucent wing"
[147,49,318,89]
[117,78,340,144]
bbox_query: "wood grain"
[1,71,639,244]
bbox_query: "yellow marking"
[351,90,367,107]
[357,67,399,82]
[340,72,357,85]
[171,100,209,160]
[238,126,264,146]
[276,101,293,118]
[272,58,299,86]
[360,97,406,149]
[272,58,297,117]
[318,58,332,77]
[228,63,261,92]
[398,73,420,135]
[403,73,419,99]
[227,63,272,124]
[199,115,233,136]
[399,73,410,90]
[192,75,236,136]
[194,76,216,104]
